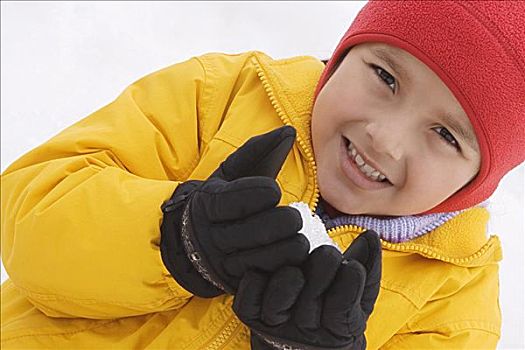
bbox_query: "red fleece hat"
[314,1,525,215]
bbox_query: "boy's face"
[311,42,481,216]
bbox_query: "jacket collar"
[250,51,502,267]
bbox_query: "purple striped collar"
[314,198,480,243]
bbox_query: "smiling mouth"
[343,136,392,185]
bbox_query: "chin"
[321,193,358,216]
[323,194,398,218]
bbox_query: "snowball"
[288,201,342,253]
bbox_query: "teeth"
[361,163,375,174]
[355,154,365,166]
[347,141,387,182]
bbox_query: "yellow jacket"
[1,51,502,349]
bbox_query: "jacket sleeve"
[380,263,502,350]
[380,328,500,349]
[1,55,220,319]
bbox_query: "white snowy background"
[1,2,523,348]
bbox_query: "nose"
[365,122,404,160]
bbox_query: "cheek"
[318,72,376,122]
[330,84,375,119]
[311,99,345,156]
[405,157,468,198]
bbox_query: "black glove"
[232,230,382,350]
[160,126,310,298]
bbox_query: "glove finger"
[223,235,310,278]
[261,266,305,326]
[293,245,342,330]
[343,230,382,316]
[232,270,268,323]
[209,125,296,181]
[195,176,281,223]
[211,206,303,253]
[321,259,367,337]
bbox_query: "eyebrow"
[371,47,409,83]
[441,111,479,152]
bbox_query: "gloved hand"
[159,126,310,298]
[232,230,382,350]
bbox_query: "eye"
[433,126,461,152]
[371,64,396,93]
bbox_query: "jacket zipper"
[250,55,322,215]
[201,314,242,350]
[325,224,496,265]
[250,53,496,266]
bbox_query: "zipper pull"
[161,193,190,213]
